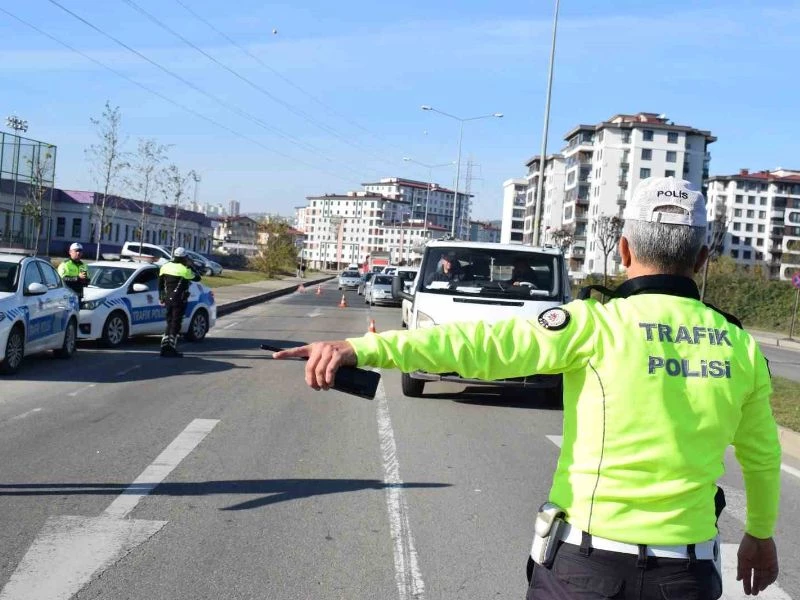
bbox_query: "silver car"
[366,274,399,306]
[338,270,361,290]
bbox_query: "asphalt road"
[0,282,799,600]
[760,344,800,382]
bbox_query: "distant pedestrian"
[57,242,89,299]
[301,263,307,279]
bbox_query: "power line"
[44,0,368,180]
[0,6,358,185]
[171,0,412,164]
[121,0,395,169]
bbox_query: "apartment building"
[500,178,526,244]
[706,168,800,280]
[519,113,714,278]
[522,154,566,247]
[361,177,472,239]
[469,220,501,243]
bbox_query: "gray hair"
[622,206,706,273]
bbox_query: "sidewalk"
[210,282,800,461]
[213,273,335,317]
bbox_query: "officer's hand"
[273,341,357,390]
[737,533,779,595]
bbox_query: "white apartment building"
[706,168,800,280]
[302,191,447,269]
[361,177,472,239]
[500,178,526,244]
[293,206,308,233]
[520,113,714,278]
[522,154,566,248]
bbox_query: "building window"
[667,132,679,143]
[643,130,654,141]
[735,195,743,203]
[640,168,651,179]
[731,235,740,244]
[746,210,755,218]
[665,170,675,177]
[748,196,755,205]
[56,217,65,237]
[733,223,741,231]
[759,211,766,219]
[745,223,753,232]
[731,249,739,258]
[743,250,752,260]
[666,151,677,163]
[744,237,752,245]
[760,197,767,205]
[115,223,120,242]
[758,224,765,233]
[641,149,652,160]
[734,209,742,217]
[622,131,631,144]
[71,218,82,238]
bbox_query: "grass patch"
[202,269,273,288]
[771,376,800,432]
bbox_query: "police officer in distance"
[158,247,200,357]
[274,176,781,599]
[57,242,89,299]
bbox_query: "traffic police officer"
[275,177,782,599]
[158,247,200,357]
[57,242,89,299]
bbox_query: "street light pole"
[5,115,29,247]
[421,106,502,239]
[532,0,560,247]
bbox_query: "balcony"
[618,179,629,188]
[575,196,590,206]
[771,210,785,220]
[571,247,585,257]
[617,195,627,207]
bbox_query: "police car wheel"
[401,372,425,397]
[54,319,77,359]
[102,312,128,348]
[0,325,25,374]
[185,310,208,342]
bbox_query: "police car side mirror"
[132,283,149,293]
[26,282,48,296]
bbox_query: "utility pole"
[5,115,29,246]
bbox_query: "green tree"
[595,215,623,287]
[251,220,297,278]
[21,144,55,255]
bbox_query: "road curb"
[779,426,800,461]
[752,334,800,352]
[216,276,334,317]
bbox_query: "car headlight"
[416,310,436,328]
[81,300,102,310]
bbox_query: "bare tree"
[550,224,575,254]
[86,102,129,260]
[161,165,195,253]
[21,144,56,255]
[127,139,170,254]
[700,213,728,301]
[595,215,624,287]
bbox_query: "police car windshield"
[420,247,561,299]
[86,265,135,289]
[0,261,19,293]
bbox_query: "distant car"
[0,253,80,374]
[120,241,172,266]
[382,266,398,276]
[78,261,216,347]
[357,272,374,296]
[184,250,223,276]
[338,270,361,290]
[366,274,399,306]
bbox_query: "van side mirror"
[392,276,412,302]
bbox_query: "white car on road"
[78,261,217,347]
[0,253,80,374]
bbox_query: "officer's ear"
[694,245,709,274]
[619,236,632,268]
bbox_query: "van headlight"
[416,310,436,328]
[81,300,102,310]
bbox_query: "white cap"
[173,247,187,257]
[624,177,707,228]
[69,242,83,251]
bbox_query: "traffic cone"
[297,283,306,293]
[316,285,322,296]
[368,319,377,333]
[338,294,348,308]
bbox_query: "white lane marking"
[545,436,791,598]
[115,364,140,376]
[0,418,218,600]
[306,308,322,318]
[8,408,42,421]
[721,543,792,599]
[67,384,96,397]
[375,377,426,600]
[222,321,239,330]
[104,418,219,519]
[781,463,800,480]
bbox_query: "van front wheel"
[401,372,425,397]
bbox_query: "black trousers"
[164,302,186,338]
[526,542,722,600]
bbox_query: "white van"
[393,240,571,398]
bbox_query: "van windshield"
[418,246,562,300]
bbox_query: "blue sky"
[1,0,798,219]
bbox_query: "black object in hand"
[260,343,380,400]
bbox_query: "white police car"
[78,261,216,347]
[0,253,80,374]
